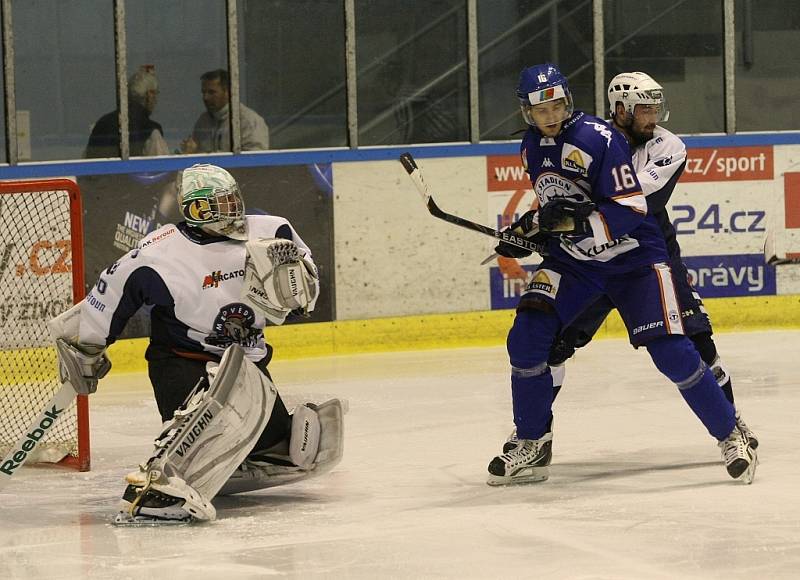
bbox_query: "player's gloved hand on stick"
[538,199,596,235]
[495,210,547,259]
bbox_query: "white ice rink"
[2,330,799,580]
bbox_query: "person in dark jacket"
[85,65,168,158]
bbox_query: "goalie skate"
[113,483,195,526]
[487,432,553,486]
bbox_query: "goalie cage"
[0,179,89,471]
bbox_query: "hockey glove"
[55,339,111,395]
[538,199,596,235]
[494,210,548,259]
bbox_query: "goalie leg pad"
[120,345,277,522]
[217,398,344,496]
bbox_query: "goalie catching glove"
[242,238,320,325]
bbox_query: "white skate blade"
[486,466,549,486]
[112,511,195,527]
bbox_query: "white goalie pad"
[123,345,277,521]
[241,238,320,325]
[218,398,344,496]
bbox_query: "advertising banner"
[683,254,776,298]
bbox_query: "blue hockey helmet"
[516,63,574,127]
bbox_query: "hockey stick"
[0,382,78,489]
[399,152,541,254]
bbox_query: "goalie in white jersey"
[49,164,344,524]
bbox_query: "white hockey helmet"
[179,164,247,240]
[607,72,669,122]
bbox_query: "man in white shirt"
[181,69,269,153]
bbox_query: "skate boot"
[735,410,758,449]
[487,432,553,486]
[503,417,553,453]
[113,468,209,525]
[502,428,519,453]
[718,424,758,484]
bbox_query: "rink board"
[105,293,800,372]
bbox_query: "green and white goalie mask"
[180,164,248,240]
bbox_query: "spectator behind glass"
[181,69,269,153]
[85,65,169,159]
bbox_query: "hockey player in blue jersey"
[487,64,757,485]
[509,72,758,445]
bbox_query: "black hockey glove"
[538,199,596,235]
[494,210,548,259]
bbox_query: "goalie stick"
[0,382,78,489]
[399,152,541,254]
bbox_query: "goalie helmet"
[179,164,247,240]
[516,63,574,128]
[607,72,670,123]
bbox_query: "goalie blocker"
[116,345,344,525]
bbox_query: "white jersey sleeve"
[632,126,687,214]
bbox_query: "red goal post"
[0,178,89,471]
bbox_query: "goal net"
[0,179,89,471]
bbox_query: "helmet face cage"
[180,164,247,240]
[607,72,670,123]
[516,64,574,128]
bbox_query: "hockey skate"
[114,482,195,526]
[113,467,210,526]
[503,417,553,453]
[487,432,553,486]
[735,411,759,449]
[718,424,758,484]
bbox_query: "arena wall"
[2,134,799,371]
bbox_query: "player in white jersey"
[49,164,344,524]
[530,73,757,443]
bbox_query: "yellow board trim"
[4,295,795,381]
[99,294,800,374]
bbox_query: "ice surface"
[1,330,799,579]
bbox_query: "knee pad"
[690,332,718,365]
[646,335,705,387]
[507,309,561,369]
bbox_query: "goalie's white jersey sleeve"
[78,215,317,362]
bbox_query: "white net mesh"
[0,186,82,464]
